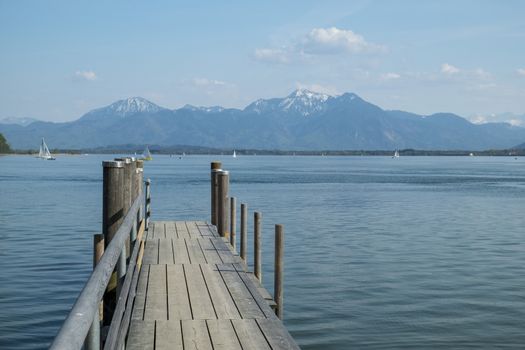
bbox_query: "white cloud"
[254,27,386,64]
[517,68,525,77]
[380,72,401,80]
[468,112,525,126]
[192,78,227,87]
[254,48,290,64]
[441,63,460,74]
[302,27,386,54]
[74,70,97,81]
[473,68,491,80]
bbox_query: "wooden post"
[145,178,151,230]
[274,224,284,320]
[85,234,104,350]
[130,158,138,243]
[217,170,229,238]
[113,158,132,295]
[102,160,124,242]
[210,162,222,225]
[230,197,236,250]
[240,203,247,263]
[102,160,124,325]
[114,157,132,215]
[254,211,262,282]
[115,157,136,247]
[135,159,144,227]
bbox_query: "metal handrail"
[49,193,144,350]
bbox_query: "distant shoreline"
[4,148,525,157]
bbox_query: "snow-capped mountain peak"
[286,88,330,100]
[244,89,333,116]
[279,89,331,115]
[105,97,163,116]
[0,116,39,126]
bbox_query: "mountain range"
[1,90,525,150]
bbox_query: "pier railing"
[50,158,150,350]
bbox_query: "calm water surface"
[0,155,524,349]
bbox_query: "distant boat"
[38,138,55,160]
[469,153,474,157]
[141,146,152,161]
[392,150,400,158]
[232,150,237,158]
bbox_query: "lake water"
[0,155,524,349]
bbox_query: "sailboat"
[141,146,152,161]
[232,150,237,158]
[393,150,400,158]
[38,138,55,160]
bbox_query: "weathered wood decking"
[127,221,299,350]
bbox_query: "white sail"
[39,138,55,160]
[142,146,152,160]
[233,150,237,158]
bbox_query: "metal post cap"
[102,160,124,168]
[114,157,131,164]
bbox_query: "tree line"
[0,133,12,153]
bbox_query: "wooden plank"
[248,272,278,309]
[186,221,202,238]
[216,264,265,319]
[142,239,159,265]
[256,319,300,350]
[166,264,192,320]
[200,264,241,319]
[234,263,278,319]
[158,238,174,264]
[147,222,155,240]
[206,319,242,350]
[182,320,213,350]
[126,320,155,350]
[176,221,190,239]
[173,238,190,264]
[248,273,273,300]
[132,264,150,320]
[232,319,271,350]
[144,264,167,320]
[204,223,220,237]
[137,219,146,241]
[198,238,223,264]
[211,237,241,264]
[155,222,166,239]
[186,238,207,264]
[196,222,216,237]
[184,264,216,319]
[165,222,177,239]
[115,257,143,349]
[155,320,183,350]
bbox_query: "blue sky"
[0,0,524,122]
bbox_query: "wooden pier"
[128,221,296,349]
[50,160,299,350]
